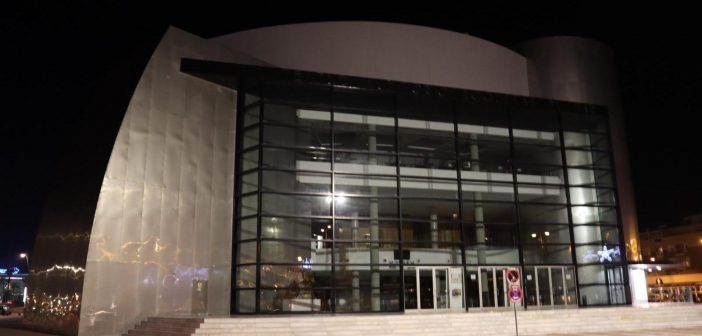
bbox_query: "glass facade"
[233,76,628,313]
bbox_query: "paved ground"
[547,326,702,335]
[2,315,701,336]
[0,316,58,336]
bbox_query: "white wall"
[213,22,529,97]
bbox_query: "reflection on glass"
[419,269,434,309]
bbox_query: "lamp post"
[19,253,29,272]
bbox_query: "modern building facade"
[24,22,640,335]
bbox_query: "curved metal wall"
[25,27,267,336]
[213,21,530,97]
[516,36,641,262]
[77,28,247,336]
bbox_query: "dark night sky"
[2,2,702,271]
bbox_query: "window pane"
[575,244,622,264]
[238,195,258,217]
[461,181,515,202]
[242,127,259,149]
[260,289,332,312]
[262,170,331,194]
[333,88,394,116]
[260,264,331,288]
[465,222,518,248]
[263,147,331,172]
[578,265,606,284]
[240,171,259,194]
[403,243,463,264]
[237,241,257,264]
[263,124,331,149]
[241,149,259,171]
[402,221,461,243]
[511,108,560,136]
[334,174,397,196]
[513,144,562,166]
[458,137,511,166]
[518,204,568,224]
[238,217,257,241]
[401,199,459,221]
[334,152,396,174]
[334,288,401,312]
[571,206,617,225]
[521,224,571,244]
[400,177,458,198]
[335,197,397,219]
[399,155,457,171]
[579,285,609,305]
[235,265,256,288]
[334,115,396,152]
[563,131,610,151]
[264,81,330,110]
[465,246,519,264]
[463,202,516,224]
[398,125,455,159]
[261,193,331,217]
[261,217,331,240]
[562,111,608,134]
[515,164,564,184]
[335,220,399,241]
[264,99,330,127]
[518,184,567,204]
[242,102,260,128]
[236,290,256,312]
[334,243,399,264]
[565,150,611,169]
[570,187,616,206]
[522,244,572,264]
[573,225,620,245]
[567,168,613,187]
[261,240,333,264]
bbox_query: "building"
[24,22,641,335]
[639,215,702,302]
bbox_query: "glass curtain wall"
[233,79,628,313]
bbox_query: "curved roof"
[212,21,529,96]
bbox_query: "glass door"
[419,269,434,309]
[466,266,522,311]
[524,266,577,308]
[404,267,453,311]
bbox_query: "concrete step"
[122,317,203,336]
[192,305,702,336]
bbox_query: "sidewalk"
[0,316,58,336]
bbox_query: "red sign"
[508,285,523,302]
[506,268,520,283]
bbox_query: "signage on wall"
[583,245,621,263]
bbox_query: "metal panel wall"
[75,28,244,336]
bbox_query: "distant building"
[640,215,702,292]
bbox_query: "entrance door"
[466,266,522,310]
[523,266,577,308]
[405,267,462,311]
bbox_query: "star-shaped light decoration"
[597,245,616,262]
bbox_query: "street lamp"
[19,253,29,272]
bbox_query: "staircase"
[123,317,203,336]
[192,305,702,336]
